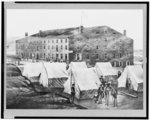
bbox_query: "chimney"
[39,30,42,36]
[25,32,28,37]
[123,30,126,36]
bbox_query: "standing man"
[70,84,75,103]
[118,71,121,78]
[104,82,111,106]
[32,53,34,62]
[100,76,106,87]
[97,84,104,104]
[66,60,69,70]
[126,78,131,90]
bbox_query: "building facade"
[16,35,69,62]
[16,26,134,67]
[69,26,134,68]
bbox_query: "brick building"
[68,26,134,67]
[16,33,69,61]
[16,26,133,67]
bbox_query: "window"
[52,40,54,43]
[105,38,107,42]
[48,40,50,43]
[77,54,80,60]
[126,61,130,66]
[119,53,122,58]
[61,45,63,50]
[40,53,42,58]
[65,45,67,50]
[113,61,116,67]
[43,53,45,58]
[44,46,45,49]
[56,45,58,51]
[126,52,128,56]
[56,39,58,43]
[65,54,67,60]
[56,54,58,58]
[104,53,107,59]
[44,40,46,43]
[52,45,54,49]
[96,54,99,59]
[61,39,63,43]
[96,46,98,49]
[113,53,115,58]
[120,61,122,67]
[65,39,67,43]
[61,54,63,59]
[87,54,90,59]
[48,45,50,49]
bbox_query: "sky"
[7,9,143,50]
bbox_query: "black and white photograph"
[2,1,148,118]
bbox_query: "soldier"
[111,87,118,107]
[66,61,69,70]
[97,84,105,104]
[100,76,106,87]
[70,84,75,103]
[118,71,121,78]
[104,82,111,106]
[93,92,98,103]
[126,78,131,90]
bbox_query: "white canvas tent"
[69,62,87,69]
[22,62,44,78]
[39,62,68,87]
[118,65,143,91]
[68,62,88,75]
[95,62,118,78]
[64,68,101,99]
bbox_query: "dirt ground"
[7,87,143,109]
[75,92,143,109]
[7,88,86,109]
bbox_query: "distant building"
[16,33,69,61]
[6,55,21,64]
[69,26,134,67]
[16,26,134,67]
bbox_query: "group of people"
[69,71,122,107]
[93,71,121,107]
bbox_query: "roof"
[42,62,68,79]
[69,62,87,69]
[39,62,68,87]
[95,62,118,77]
[22,62,44,78]
[71,68,101,91]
